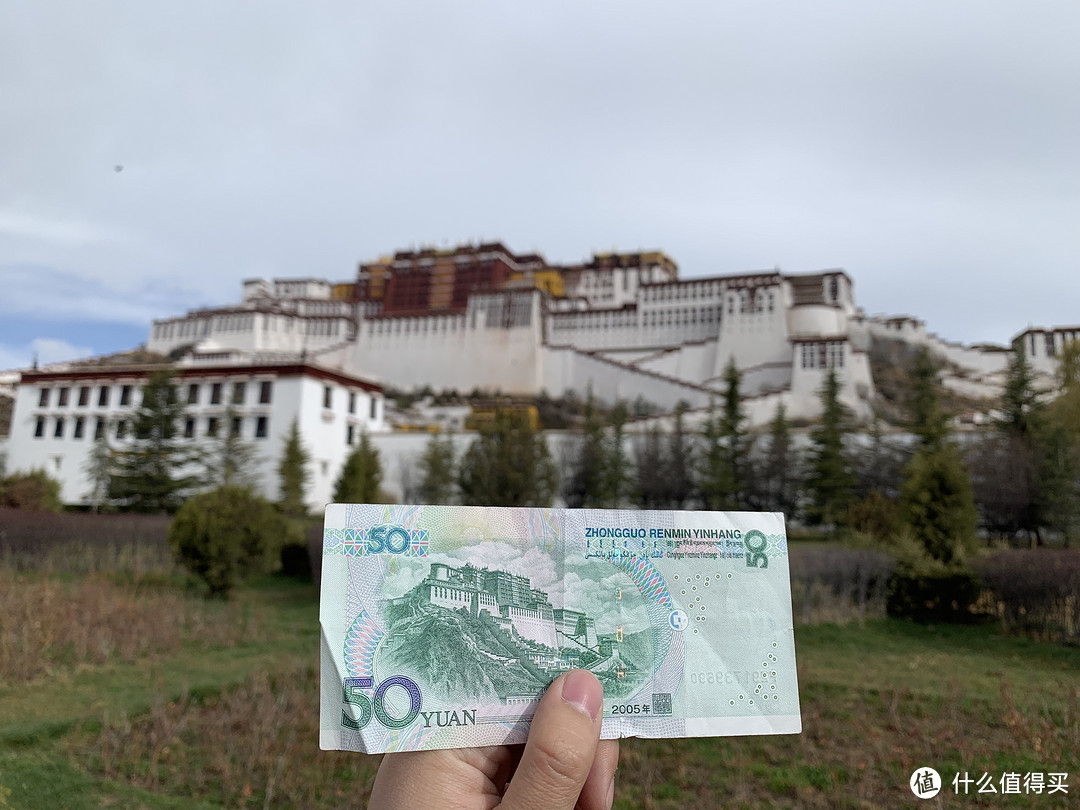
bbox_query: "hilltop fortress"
[146,242,1075,426]
[400,562,599,653]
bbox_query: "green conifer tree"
[109,370,200,512]
[564,391,608,508]
[206,399,262,488]
[1039,341,1080,546]
[898,351,978,561]
[805,370,857,529]
[994,343,1045,543]
[601,399,630,508]
[419,431,457,504]
[699,360,748,510]
[909,347,948,449]
[83,434,113,512]
[277,419,311,517]
[899,444,978,563]
[458,410,556,507]
[334,430,383,503]
[763,403,798,515]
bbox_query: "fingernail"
[606,775,615,809]
[561,669,602,720]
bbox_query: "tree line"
[9,342,1077,596]
[406,347,1080,559]
[12,344,1080,554]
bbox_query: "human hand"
[368,669,619,810]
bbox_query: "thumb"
[501,669,604,810]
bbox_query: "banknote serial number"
[690,670,773,685]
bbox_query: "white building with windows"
[5,348,386,509]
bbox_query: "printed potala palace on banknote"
[320,504,801,754]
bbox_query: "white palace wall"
[863,316,1011,379]
[715,305,792,387]
[347,292,544,395]
[546,304,720,352]
[613,341,718,386]
[541,347,711,410]
[149,310,352,357]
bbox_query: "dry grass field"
[0,516,1077,808]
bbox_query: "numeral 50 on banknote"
[340,676,423,730]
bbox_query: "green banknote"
[320,504,801,754]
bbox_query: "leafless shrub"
[88,665,378,809]
[0,571,264,683]
[971,549,1080,643]
[0,508,172,574]
[788,546,895,625]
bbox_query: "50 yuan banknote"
[320,504,801,754]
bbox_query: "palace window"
[348,392,356,414]
[58,387,70,407]
[34,416,45,438]
[233,382,246,405]
[187,384,199,404]
[120,385,132,406]
[54,417,65,438]
[183,418,195,439]
[210,383,222,405]
[73,417,85,439]
[98,386,109,407]
[38,388,49,407]
[259,381,272,404]
[115,420,127,439]
[323,386,333,409]
[255,416,268,439]
[370,398,379,420]
[346,424,355,445]
[801,341,846,369]
[206,417,219,437]
[230,416,242,438]
[1046,333,1056,357]
[78,387,90,407]
[94,418,105,440]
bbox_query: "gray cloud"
[2,0,1078,346]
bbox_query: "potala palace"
[3,241,1076,507]
[144,241,1071,419]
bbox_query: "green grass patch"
[3,573,1077,809]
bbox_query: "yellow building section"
[507,269,566,298]
[331,282,355,300]
[465,403,540,431]
[391,423,444,433]
[364,263,390,300]
[429,256,456,310]
[532,269,565,297]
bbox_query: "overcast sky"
[2,0,1078,370]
